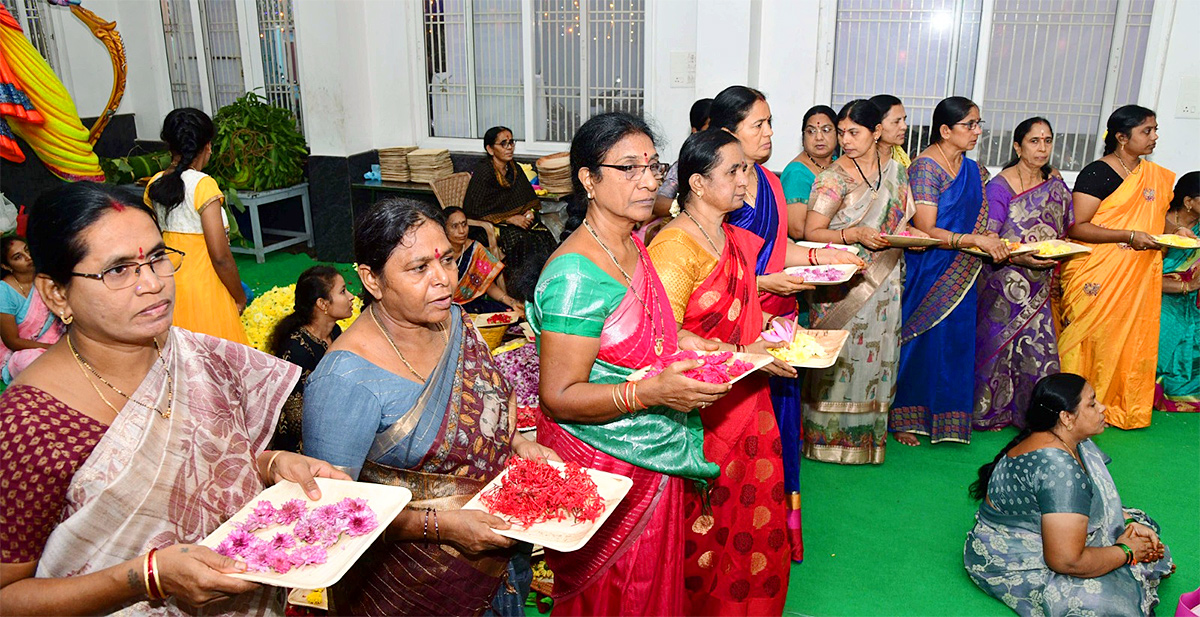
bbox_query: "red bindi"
[137,247,145,260]
[434,248,442,259]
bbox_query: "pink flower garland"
[214,497,379,573]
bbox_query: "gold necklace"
[1115,150,1142,176]
[1048,430,1084,470]
[9,278,28,296]
[582,219,665,355]
[68,333,173,418]
[934,142,961,177]
[682,210,722,256]
[371,304,447,381]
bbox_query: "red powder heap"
[480,458,604,527]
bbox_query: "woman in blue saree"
[964,373,1173,616]
[893,97,1011,446]
[303,198,555,616]
[1156,170,1200,412]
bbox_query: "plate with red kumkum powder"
[625,350,774,386]
[462,458,633,552]
[472,311,520,327]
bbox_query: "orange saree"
[1058,161,1174,429]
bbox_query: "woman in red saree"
[530,113,733,615]
[648,130,797,615]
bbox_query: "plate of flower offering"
[198,478,411,589]
[1153,234,1200,249]
[473,311,520,327]
[624,350,775,386]
[462,458,633,552]
[287,588,328,610]
[783,264,859,286]
[1022,239,1093,260]
[762,321,850,369]
[794,240,862,255]
[959,239,1036,259]
[880,232,942,247]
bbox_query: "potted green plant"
[205,90,309,244]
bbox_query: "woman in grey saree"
[964,373,1173,616]
[303,198,554,616]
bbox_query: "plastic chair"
[432,171,500,256]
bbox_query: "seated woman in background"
[781,105,838,211]
[0,235,62,383]
[303,197,553,616]
[0,182,345,615]
[1156,170,1200,412]
[444,206,524,315]
[964,373,1173,617]
[145,107,248,344]
[268,265,355,453]
[462,126,557,268]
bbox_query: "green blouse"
[527,253,717,481]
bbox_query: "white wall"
[1144,0,1199,177]
[44,0,173,141]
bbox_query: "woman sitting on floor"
[0,182,346,615]
[964,372,1174,616]
[443,206,525,316]
[268,265,356,453]
[0,235,63,383]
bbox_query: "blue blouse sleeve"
[0,285,23,316]
[302,357,385,479]
[908,158,944,207]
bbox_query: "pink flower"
[267,549,294,574]
[216,528,259,558]
[290,544,328,566]
[345,511,378,536]
[269,532,296,550]
[276,499,306,525]
[252,500,278,519]
[338,498,370,515]
[293,518,322,544]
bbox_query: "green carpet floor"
[238,252,1199,616]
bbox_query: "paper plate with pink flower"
[199,478,411,588]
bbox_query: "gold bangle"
[611,385,623,413]
[142,553,154,600]
[264,450,284,482]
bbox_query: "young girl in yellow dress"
[144,108,248,344]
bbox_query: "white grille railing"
[832,0,1154,172]
[256,0,304,132]
[198,0,245,111]
[5,0,58,73]
[160,0,205,109]
[423,0,644,143]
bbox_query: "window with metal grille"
[832,0,1153,172]
[159,0,246,113]
[422,0,645,144]
[4,0,59,73]
[256,0,303,132]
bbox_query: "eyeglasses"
[71,248,185,290]
[598,162,670,181]
[494,139,516,148]
[955,120,987,130]
[804,125,835,136]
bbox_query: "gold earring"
[61,311,73,325]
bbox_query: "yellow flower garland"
[240,284,363,353]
